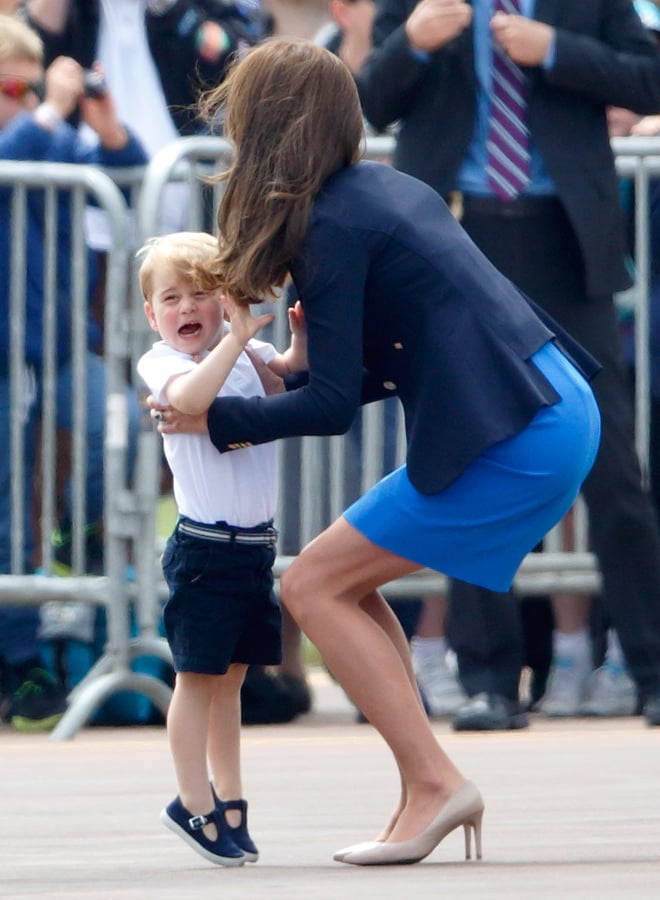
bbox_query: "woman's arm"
[205,217,368,452]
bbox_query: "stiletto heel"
[463,806,483,860]
[339,781,484,866]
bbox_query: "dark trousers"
[448,580,524,701]
[453,200,660,700]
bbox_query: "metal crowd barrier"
[2,135,657,739]
[0,161,171,740]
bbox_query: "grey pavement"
[1,668,659,900]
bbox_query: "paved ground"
[1,668,659,900]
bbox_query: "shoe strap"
[188,809,217,831]
[223,799,247,812]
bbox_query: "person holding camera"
[0,13,147,730]
[22,0,267,241]
[23,0,269,143]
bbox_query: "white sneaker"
[578,664,638,717]
[413,654,467,717]
[537,656,591,717]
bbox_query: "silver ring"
[151,410,164,422]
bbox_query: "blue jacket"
[207,161,599,494]
[0,113,147,369]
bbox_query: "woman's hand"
[286,300,308,372]
[245,349,286,395]
[147,395,209,434]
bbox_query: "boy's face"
[144,268,226,357]
[0,56,43,129]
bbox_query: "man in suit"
[358,0,660,728]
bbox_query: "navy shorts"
[161,519,282,674]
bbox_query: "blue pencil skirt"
[343,341,601,592]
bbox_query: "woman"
[156,37,601,866]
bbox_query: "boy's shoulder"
[137,340,191,372]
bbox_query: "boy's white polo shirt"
[138,337,278,528]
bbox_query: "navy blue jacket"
[207,161,599,494]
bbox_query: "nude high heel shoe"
[333,841,382,862]
[338,781,484,866]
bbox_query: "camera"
[83,70,107,99]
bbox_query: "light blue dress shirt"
[456,0,556,196]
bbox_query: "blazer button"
[393,342,403,350]
[383,380,397,390]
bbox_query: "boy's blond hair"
[137,231,223,303]
[0,13,43,64]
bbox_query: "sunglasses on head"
[0,75,44,101]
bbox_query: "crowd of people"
[2,0,660,868]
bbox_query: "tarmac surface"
[1,667,659,900]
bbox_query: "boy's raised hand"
[221,291,274,348]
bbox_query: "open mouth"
[178,323,202,337]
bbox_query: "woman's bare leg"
[281,517,467,844]
[358,588,426,840]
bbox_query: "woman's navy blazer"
[207,161,599,494]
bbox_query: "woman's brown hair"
[198,37,364,303]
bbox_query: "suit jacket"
[207,161,599,494]
[357,0,660,297]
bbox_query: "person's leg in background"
[277,606,313,713]
[448,580,528,731]
[462,200,660,726]
[548,294,660,724]
[536,592,593,716]
[0,370,67,731]
[518,592,553,709]
[410,594,466,717]
[536,590,637,717]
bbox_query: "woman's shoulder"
[315,160,437,232]
[322,159,432,202]
[326,159,398,187]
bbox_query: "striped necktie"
[485,0,531,200]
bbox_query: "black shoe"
[160,796,245,866]
[221,799,259,862]
[643,693,660,726]
[452,692,529,732]
[210,784,259,862]
[10,668,68,733]
[240,666,300,725]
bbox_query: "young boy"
[136,231,306,866]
